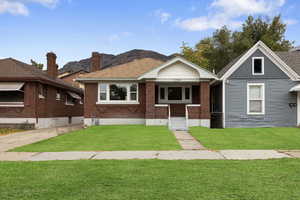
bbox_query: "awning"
[290,84,300,92]
[67,91,81,100]
[0,82,24,91]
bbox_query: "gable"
[157,61,200,79]
[138,57,218,80]
[219,41,300,81]
[229,49,289,79]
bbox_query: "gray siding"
[225,79,298,127]
[225,49,298,128]
[230,50,289,79]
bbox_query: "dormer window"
[252,57,264,75]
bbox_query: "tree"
[181,15,294,73]
[30,59,44,70]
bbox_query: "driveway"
[0,124,83,152]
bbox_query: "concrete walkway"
[173,131,206,150]
[0,150,298,161]
[0,124,83,152]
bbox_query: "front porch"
[145,81,211,130]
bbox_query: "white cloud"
[154,9,171,24]
[177,0,286,31]
[0,0,60,15]
[0,1,29,15]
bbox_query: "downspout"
[35,82,39,128]
[222,80,226,128]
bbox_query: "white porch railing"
[185,104,201,129]
[168,104,171,129]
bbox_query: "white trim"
[247,83,265,115]
[290,84,300,92]
[0,103,24,107]
[186,104,201,107]
[96,101,139,105]
[154,104,168,107]
[221,41,300,81]
[97,82,139,105]
[138,57,218,80]
[222,80,226,128]
[158,85,192,104]
[297,92,300,126]
[252,57,264,75]
[0,82,24,91]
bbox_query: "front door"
[170,104,185,117]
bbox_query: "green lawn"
[0,128,22,135]
[0,159,300,200]
[12,125,180,152]
[190,127,300,150]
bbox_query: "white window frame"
[56,90,61,101]
[158,85,192,104]
[65,94,75,106]
[97,82,139,104]
[247,83,265,115]
[252,57,264,75]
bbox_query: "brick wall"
[0,82,83,119]
[84,83,146,118]
[0,82,37,118]
[200,82,210,119]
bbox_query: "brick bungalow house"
[77,52,218,130]
[0,53,83,129]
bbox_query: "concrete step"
[170,117,187,131]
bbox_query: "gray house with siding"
[211,41,300,128]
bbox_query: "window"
[99,84,107,101]
[66,94,76,106]
[110,84,127,100]
[38,84,47,99]
[159,86,192,103]
[160,88,165,100]
[56,90,61,100]
[98,83,139,104]
[0,83,24,107]
[185,88,190,100]
[252,57,264,75]
[168,87,182,100]
[247,83,265,115]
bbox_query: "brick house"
[77,52,218,130]
[0,53,83,129]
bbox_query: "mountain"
[59,49,172,74]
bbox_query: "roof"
[0,58,82,93]
[275,51,300,77]
[78,58,164,80]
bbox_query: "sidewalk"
[0,124,83,152]
[0,150,299,161]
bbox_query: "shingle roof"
[78,58,164,79]
[275,51,300,76]
[217,51,300,78]
[0,58,82,93]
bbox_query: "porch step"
[170,117,187,131]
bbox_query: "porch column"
[145,81,155,119]
[200,82,210,119]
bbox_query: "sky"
[0,0,300,68]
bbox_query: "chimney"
[47,52,58,78]
[91,52,102,72]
